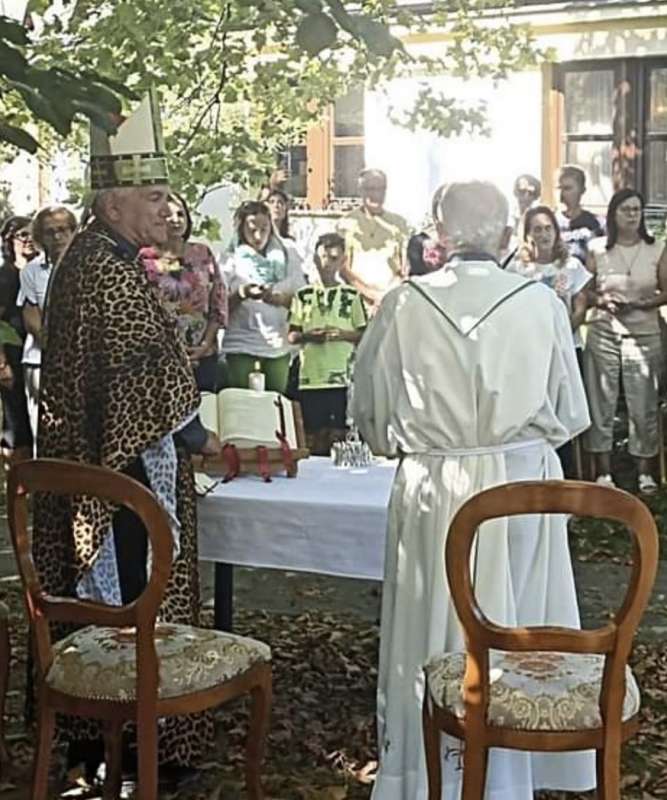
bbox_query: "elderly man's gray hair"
[91,187,130,218]
[439,181,509,255]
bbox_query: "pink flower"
[422,239,447,269]
[138,246,161,283]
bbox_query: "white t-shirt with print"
[222,236,306,358]
[508,255,592,348]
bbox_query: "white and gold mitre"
[0,2,28,20]
[90,88,169,190]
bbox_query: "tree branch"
[177,3,231,155]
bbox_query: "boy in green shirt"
[288,233,367,454]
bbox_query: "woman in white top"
[509,205,592,477]
[509,204,592,350]
[584,188,667,494]
[223,200,305,392]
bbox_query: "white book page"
[198,393,220,437]
[215,388,297,449]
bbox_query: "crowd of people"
[0,87,664,796]
[4,163,662,490]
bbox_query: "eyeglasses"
[14,231,32,242]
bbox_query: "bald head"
[438,181,509,257]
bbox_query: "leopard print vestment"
[33,219,214,765]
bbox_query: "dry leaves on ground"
[0,579,665,797]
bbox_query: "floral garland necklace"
[140,246,195,299]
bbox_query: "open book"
[199,388,298,450]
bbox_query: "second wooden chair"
[8,458,272,800]
[422,479,658,800]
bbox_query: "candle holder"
[330,426,373,469]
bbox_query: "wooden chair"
[0,601,10,770]
[422,479,658,800]
[7,458,272,800]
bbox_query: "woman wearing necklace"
[584,188,667,494]
[140,193,227,391]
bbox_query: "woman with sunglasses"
[0,215,38,458]
[584,189,667,494]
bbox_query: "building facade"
[285,0,667,228]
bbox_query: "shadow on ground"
[0,479,666,798]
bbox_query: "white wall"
[197,182,243,259]
[364,70,542,228]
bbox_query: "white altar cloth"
[197,457,396,580]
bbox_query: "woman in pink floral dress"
[140,194,227,390]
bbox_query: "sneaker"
[638,473,658,496]
[595,474,616,488]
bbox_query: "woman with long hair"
[0,215,38,456]
[266,188,306,286]
[584,188,667,494]
[508,205,592,478]
[509,204,592,349]
[222,200,305,392]
[139,193,227,392]
[266,189,291,239]
[507,206,593,478]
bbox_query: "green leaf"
[294,0,322,12]
[295,12,338,57]
[0,320,25,345]
[0,15,29,46]
[351,15,404,58]
[69,99,120,133]
[27,0,52,13]
[0,40,27,80]
[8,80,72,135]
[0,122,38,154]
[78,71,140,102]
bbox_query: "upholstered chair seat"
[47,624,271,702]
[425,650,640,731]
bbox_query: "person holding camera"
[223,200,305,392]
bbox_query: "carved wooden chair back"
[423,479,658,800]
[8,458,172,692]
[7,458,272,800]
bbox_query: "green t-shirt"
[289,283,367,389]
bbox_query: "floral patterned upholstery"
[425,650,640,731]
[46,623,271,702]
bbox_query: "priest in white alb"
[352,181,596,800]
